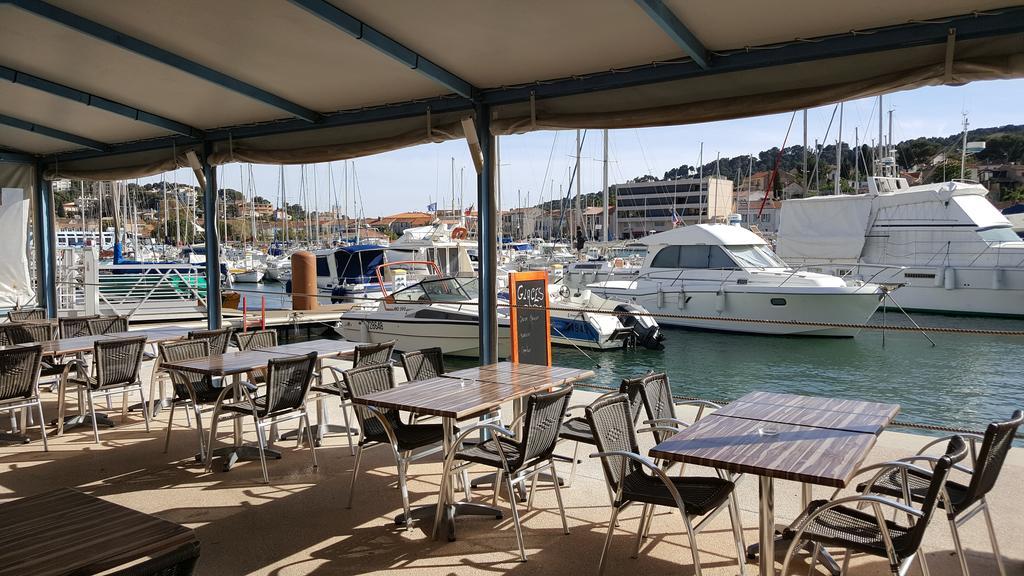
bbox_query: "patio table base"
[208,445,282,472]
[746,531,842,576]
[0,432,30,445]
[53,412,115,432]
[397,501,503,541]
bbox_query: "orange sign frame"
[508,270,551,366]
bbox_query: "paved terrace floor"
[0,358,1020,576]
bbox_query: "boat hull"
[233,270,264,283]
[592,286,882,336]
[336,314,512,358]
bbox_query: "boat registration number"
[366,320,384,331]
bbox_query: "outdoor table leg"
[53,353,114,435]
[747,481,841,576]
[205,373,282,471]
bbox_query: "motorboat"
[777,158,1024,317]
[264,257,291,282]
[232,267,265,283]
[335,262,665,356]
[586,224,884,336]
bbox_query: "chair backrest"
[586,394,643,494]
[960,410,1024,509]
[353,340,395,368]
[7,309,45,322]
[632,372,676,425]
[261,352,318,416]
[619,374,657,426]
[92,336,147,388]
[189,327,233,355]
[400,347,445,381]
[516,385,573,468]
[7,322,57,345]
[59,316,98,339]
[159,339,215,400]
[0,344,43,401]
[900,436,969,555]
[342,363,403,435]
[88,316,129,335]
[234,329,277,351]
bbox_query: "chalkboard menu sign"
[509,271,551,366]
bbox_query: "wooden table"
[650,391,898,576]
[353,362,594,539]
[0,488,198,576]
[257,339,359,359]
[162,349,286,469]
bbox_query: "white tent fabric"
[0,187,35,307]
[777,194,873,261]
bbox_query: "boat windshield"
[726,244,787,268]
[976,225,1021,244]
[391,277,478,304]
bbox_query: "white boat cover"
[0,188,34,308]
[777,194,873,260]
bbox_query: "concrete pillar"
[476,103,497,364]
[33,164,57,317]
[201,145,222,329]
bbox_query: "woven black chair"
[66,336,150,443]
[188,327,233,355]
[206,352,318,484]
[6,308,45,322]
[87,315,129,335]
[59,315,99,339]
[856,410,1022,576]
[434,385,573,561]
[586,394,746,576]
[343,363,452,529]
[0,345,46,450]
[783,436,970,576]
[159,339,232,459]
[558,375,647,489]
[630,372,719,443]
[6,322,73,395]
[399,347,445,381]
[353,340,396,368]
[234,329,277,351]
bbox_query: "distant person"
[574,226,585,253]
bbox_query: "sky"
[138,78,1024,218]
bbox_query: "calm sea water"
[243,281,1023,433]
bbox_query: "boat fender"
[677,289,686,309]
[992,268,1003,290]
[656,284,664,308]
[943,267,956,290]
[360,320,370,342]
[934,267,944,288]
[715,290,725,313]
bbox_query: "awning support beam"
[32,163,57,317]
[633,0,709,68]
[0,64,202,137]
[475,102,496,364]
[7,0,323,123]
[287,0,476,99]
[201,143,222,329]
[0,150,36,163]
[0,112,106,151]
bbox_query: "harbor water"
[241,282,1022,435]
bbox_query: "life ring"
[451,226,469,240]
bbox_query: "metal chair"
[188,327,233,355]
[353,340,396,368]
[558,375,646,489]
[783,436,971,576]
[234,329,277,384]
[399,347,445,381]
[0,345,46,450]
[87,315,129,335]
[58,315,98,339]
[857,410,1023,576]
[631,372,720,442]
[6,308,44,322]
[66,336,150,443]
[206,352,319,484]
[159,339,231,459]
[434,385,574,561]
[6,322,71,394]
[586,394,747,576]
[343,363,450,529]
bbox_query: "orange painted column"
[291,251,318,310]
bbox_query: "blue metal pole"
[476,103,497,365]
[33,165,57,317]
[201,145,222,329]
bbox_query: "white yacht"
[587,224,884,336]
[777,166,1024,317]
[335,263,664,356]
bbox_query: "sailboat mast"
[802,109,808,192]
[960,113,969,181]
[574,130,581,237]
[602,129,609,242]
[877,95,884,169]
[697,142,704,224]
[834,101,843,195]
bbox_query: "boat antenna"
[758,111,796,218]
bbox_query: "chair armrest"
[916,433,982,467]
[675,400,721,410]
[644,417,689,429]
[565,391,622,415]
[590,450,687,510]
[895,454,974,475]
[451,422,515,448]
[636,425,681,438]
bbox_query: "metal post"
[202,145,223,329]
[602,129,609,241]
[33,165,58,317]
[476,103,497,365]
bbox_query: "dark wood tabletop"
[161,349,283,376]
[713,391,900,435]
[447,362,595,387]
[649,413,880,488]
[109,326,192,342]
[0,487,197,576]
[35,334,114,356]
[258,339,361,359]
